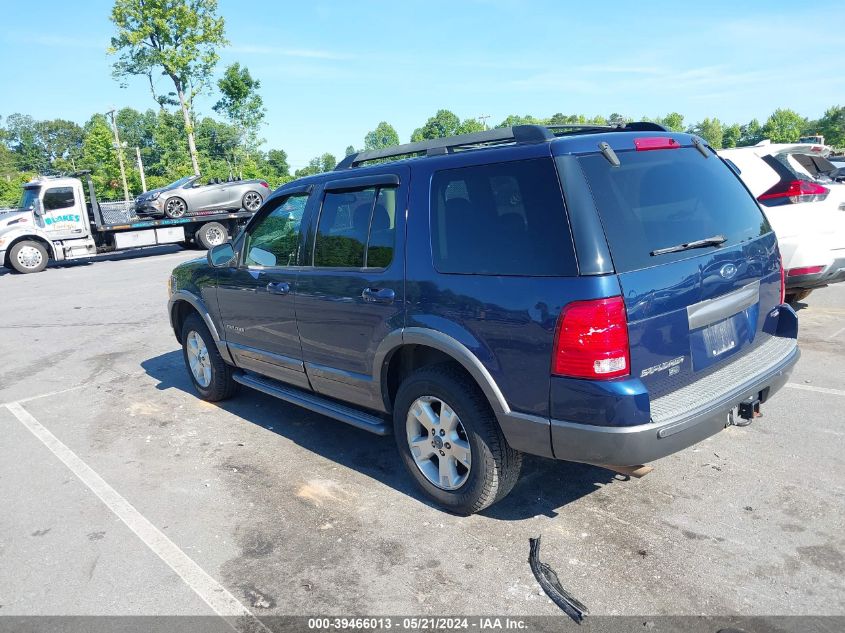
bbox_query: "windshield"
[18,187,40,209]
[163,176,195,190]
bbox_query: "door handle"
[267,281,291,295]
[362,287,395,304]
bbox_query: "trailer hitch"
[730,396,761,427]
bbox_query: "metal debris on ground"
[528,536,589,623]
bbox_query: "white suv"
[719,142,845,303]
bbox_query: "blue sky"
[1,0,842,169]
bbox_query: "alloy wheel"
[243,192,262,211]
[406,396,472,490]
[186,330,212,388]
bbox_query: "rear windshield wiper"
[650,234,727,256]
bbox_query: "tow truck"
[0,172,257,274]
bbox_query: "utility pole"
[135,146,147,192]
[106,108,130,202]
[477,114,491,130]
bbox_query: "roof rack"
[335,121,668,170]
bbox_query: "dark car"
[167,123,799,514]
[136,175,269,219]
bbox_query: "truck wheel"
[196,222,229,250]
[9,240,49,274]
[242,191,263,212]
[393,364,522,515]
[164,196,188,219]
[181,314,239,402]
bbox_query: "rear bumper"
[547,335,798,466]
[786,256,845,290]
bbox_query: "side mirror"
[32,199,44,217]
[207,242,235,268]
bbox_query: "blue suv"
[168,123,799,514]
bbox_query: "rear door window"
[579,148,770,273]
[430,158,576,276]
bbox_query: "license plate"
[702,318,737,357]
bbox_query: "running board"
[233,372,390,436]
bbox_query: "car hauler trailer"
[0,172,257,274]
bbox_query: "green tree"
[79,115,125,199]
[364,121,400,151]
[722,123,742,148]
[294,153,337,178]
[345,145,356,156]
[762,108,805,143]
[109,0,228,175]
[213,63,266,157]
[5,114,46,173]
[816,106,845,148]
[739,119,764,146]
[660,112,685,132]
[690,117,724,149]
[411,109,463,141]
[266,149,290,179]
[497,114,542,128]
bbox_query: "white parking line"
[786,383,845,397]
[828,325,845,341]
[3,401,268,629]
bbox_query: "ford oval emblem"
[720,263,738,279]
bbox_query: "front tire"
[393,364,522,515]
[164,196,188,219]
[9,240,49,274]
[181,314,239,401]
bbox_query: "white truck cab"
[0,176,96,272]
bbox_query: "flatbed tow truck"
[0,172,257,274]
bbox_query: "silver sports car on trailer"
[135,175,269,218]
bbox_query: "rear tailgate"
[578,141,782,398]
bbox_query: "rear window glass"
[430,158,576,276]
[579,148,770,273]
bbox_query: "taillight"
[634,137,680,151]
[552,296,630,380]
[260,181,269,188]
[787,265,825,277]
[758,179,829,204]
[779,253,786,304]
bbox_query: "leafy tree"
[722,123,742,148]
[689,117,723,149]
[661,112,685,132]
[762,108,805,143]
[364,121,400,151]
[5,114,46,173]
[79,115,126,199]
[739,119,764,146]
[294,153,337,178]
[497,114,542,128]
[607,113,629,126]
[109,0,228,175]
[411,109,462,141]
[266,149,290,179]
[457,118,485,134]
[345,145,356,156]
[815,106,845,148]
[213,63,266,158]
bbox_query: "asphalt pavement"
[0,247,843,627]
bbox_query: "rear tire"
[242,191,263,212]
[195,222,229,250]
[9,240,49,274]
[181,314,239,402]
[393,364,522,515]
